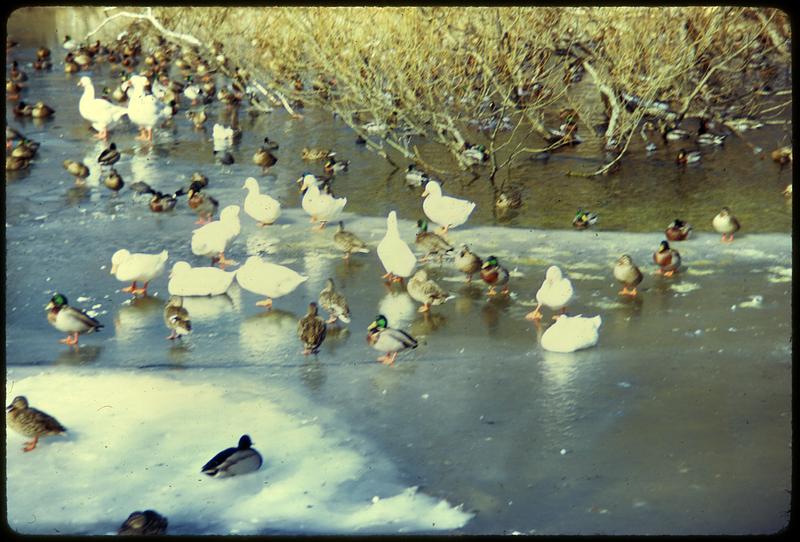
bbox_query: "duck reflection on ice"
[181,286,240,321]
[481,294,512,334]
[113,295,163,341]
[55,344,102,365]
[409,311,447,336]
[299,357,326,392]
[239,308,298,359]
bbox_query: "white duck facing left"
[191,205,241,268]
[110,249,168,296]
[77,76,128,140]
[422,180,476,234]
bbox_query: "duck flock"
[4,31,771,535]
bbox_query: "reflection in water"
[239,308,298,359]
[538,349,581,441]
[181,292,237,321]
[166,341,192,365]
[113,295,164,342]
[64,185,90,206]
[81,140,105,188]
[333,257,367,280]
[409,312,447,337]
[481,295,512,334]
[55,345,103,366]
[323,325,351,354]
[377,291,416,329]
[299,358,326,392]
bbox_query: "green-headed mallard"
[572,208,598,229]
[187,181,219,225]
[97,142,120,166]
[665,219,692,241]
[333,221,369,259]
[62,159,89,184]
[653,240,681,277]
[614,254,643,297]
[118,510,168,536]
[201,434,262,478]
[676,148,701,165]
[407,269,454,313]
[367,314,418,365]
[46,292,103,345]
[31,101,55,118]
[298,302,327,355]
[252,147,277,173]
[526,265,574,321]
[480,255,510,296]
[6,396,67,452]
[318,278,351,324]
[454,244,482,283]
[415,219,454,262]
[324,156,349,175]
[164,295,192,340]
[712,207,740,243]
[103,168,124,192]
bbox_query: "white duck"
[421,180,476,234]
[377,211,417,284]
[525,266,574,322]
[123,75,170,141]
[77,76,128,140]
[540,314,601,353]
[191,205,241,268]
[110,249,168,296]
[242,177,281,226]
[300,175,347,230]
[168,261,235,296]
[212,123,234,151]
[235,255,308,308]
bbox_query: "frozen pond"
[5,30,793,536]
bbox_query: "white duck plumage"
[191,205,241,260]
[422,180,476,231]
[242,177,281,225]
[377,211,417,280]
[536,266,574,310]
[540,314,602,353]
[235,255,308,307]
[300,175,347,226]
[110,249,168,285]
[77,76,128,139]
[212,123,234,151]
[168,261,235,296]
[124,75,170,139]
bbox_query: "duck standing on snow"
[333,221,369,259]
[613,255,643,297]
[407,269,454,313]
[6,396,67,452]
[168,261,235,297]
[367,314,418,365]
[712,207,741,243]
[45,292,103,345]
[110,249,169,296]
[298,302,327,355]
[164,295,192,340]
[299,173,347,230]
[77,76,128,140]
[454,244,483,283]
[653,240,681,277]
[235,255,308,309]
[118,510,168,536]
[540,314,602,353]
[377,211,417,285]
[201,434,262,478]
[242,177,281,226]
[191,205,241,268]
[480,255,510,296]
[525,265,574,321]
[123,75,170,141]
[318,278,351,324]
[665,219,692,241]
[421,180,476,235]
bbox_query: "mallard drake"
[6,155,30,171]
[697,133,726,146]
[168,261,235,296]
[63,159,89,184]
[324,156,349,175]
[367,315,418,365]
[46,292,103,345]
[164,295,192,340]
[525,265,574,321]
[301,147,330,161]
[415,219,453,262]
[665,219,692,241]
[31,101,55,118]
[103,168,124,192]
[62,35,77,51]
[6,396,67,452]
[298,302,327,355]
[653,240,681,277]
[771,146,792,165]
[462,143,489,165]
[480,255,510,296]
[118,510,168,536]
[187,181,219,225]
[676,149,701,165]
[407,269,454,313]
[129,181,187,212]
[540,314,601,353]
[10,60,27,82]
[242,177,281,226]
[318,278,351,324]
[11,139,39,159]
[297,173,334,196]
[77,76,128,140]
[405,164,430,187]
[111,249,169,296]
[123,75,170,141]
[664,128,691,142]
[187,108,207,128]
[421,180,476,234]
[252,147,278,172]
[454,244,483,283]
[98,142,120,166]
[572,209,598,229]
[712,207,741,243]
[378,211,417,285]
[235,255,307,308]
[613,254,643,297]
[299,174,347,230]
[191,205,241,268]
[201,434,262,478]
[333,221,369,259]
